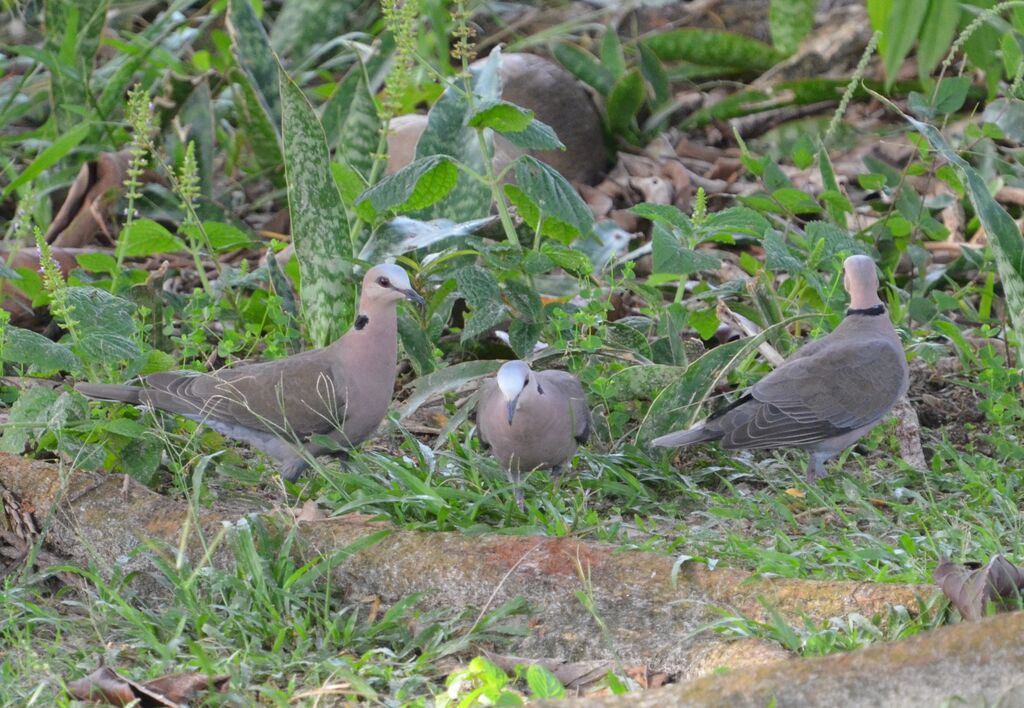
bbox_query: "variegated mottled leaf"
[326,67,381,182]
[270,0,372,58]
[231,69,284,182]
[280,67,356,346]
[228,0,281,126]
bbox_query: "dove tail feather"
[76,383,143,405]
[651,425,717,448]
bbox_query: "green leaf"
[228,0,280,126]
[118,219,187,257]
[398,310,435,377]
[804,221,863,262]
[540,242,593,275]
[644,29,784,71]
[279,67,356,347]
[763,230,804,273]
[933,76,971,115]
[508,320,543,358]
[688,307,719,340]
[455,265,508,343]
[770,0,817,55]
[651,224,721,275]
[2,326,81,372]
[606,70,645,135]
[551,41,615,95]
[606,364,686,402]
[468,99,534,132]
[357,156,458,215]
[526,664,566,700]
[65,286,142,362]
[412,56,497,222]
[631,203,692,233]
[0,260,23,280]
[879,1,927,86]
[0,387,61,454]
[190,222,254,252]
[398,359,504,419]
[3,121,92,197]
[918,0,961,80]
[511,156,593,239]
[497,118,565,152]
[231,67,284,180]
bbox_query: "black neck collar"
[846,304,886,317]
[354,314,369,330]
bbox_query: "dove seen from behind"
[477,360,590,508]
[77,264,424,481]
[652,255,909,482]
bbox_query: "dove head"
[361,264,424,307]
[842,255,883,310]
[496,360,531,425]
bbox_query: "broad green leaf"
[398,359,504,419]
[398,310,435,376]
[899,110,1024,352]
[551,41,615,95]
[412,54,499,222]
[510,156,593,239]
[703,207,771,240]
[65,286,142,362]
[934,77,971,115]
[541,241,593,275]
[770,0,817,55]
[280,67,356,346]
[119,219,187,257]
[644,30,784,71]
[468,99,534,132]
[651,224,721,275]
[879,0,925,85]
[606,70,645,135]
[918,0,961,80]
[228,0,280,126]
[2,326,81,372]
[631,203,692,233]
[763,230,804,272]
[508,320,543,358]
[455,265,507,343]
[0,387,61,453]
[184,222,254,252]
[805,221,863,262]
[356,156,458,215]
[44,0,107,131]
[606,364,686,402]
[3,121,92,197]
[526,664,566,700]
[497,118,565,152]
[0,259,22,279]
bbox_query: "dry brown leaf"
[934,555,1024,621]
[67,666,228,706]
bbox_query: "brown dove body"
[77,264,422,480]
[653,255,909,481]
[477,361,590,507]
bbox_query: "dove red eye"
[377,277,391,287]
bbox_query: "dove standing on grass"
[653,255,909,482]
[477,360,591,509]
[77,264,424,481]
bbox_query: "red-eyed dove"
[477,360,591,508]
[77,264,424,481]
[653,255,909,482]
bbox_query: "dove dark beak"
[506,396,519,425]
[401,288,425,306]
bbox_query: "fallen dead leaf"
[934,555,1024,621]
[67,666,226,706]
